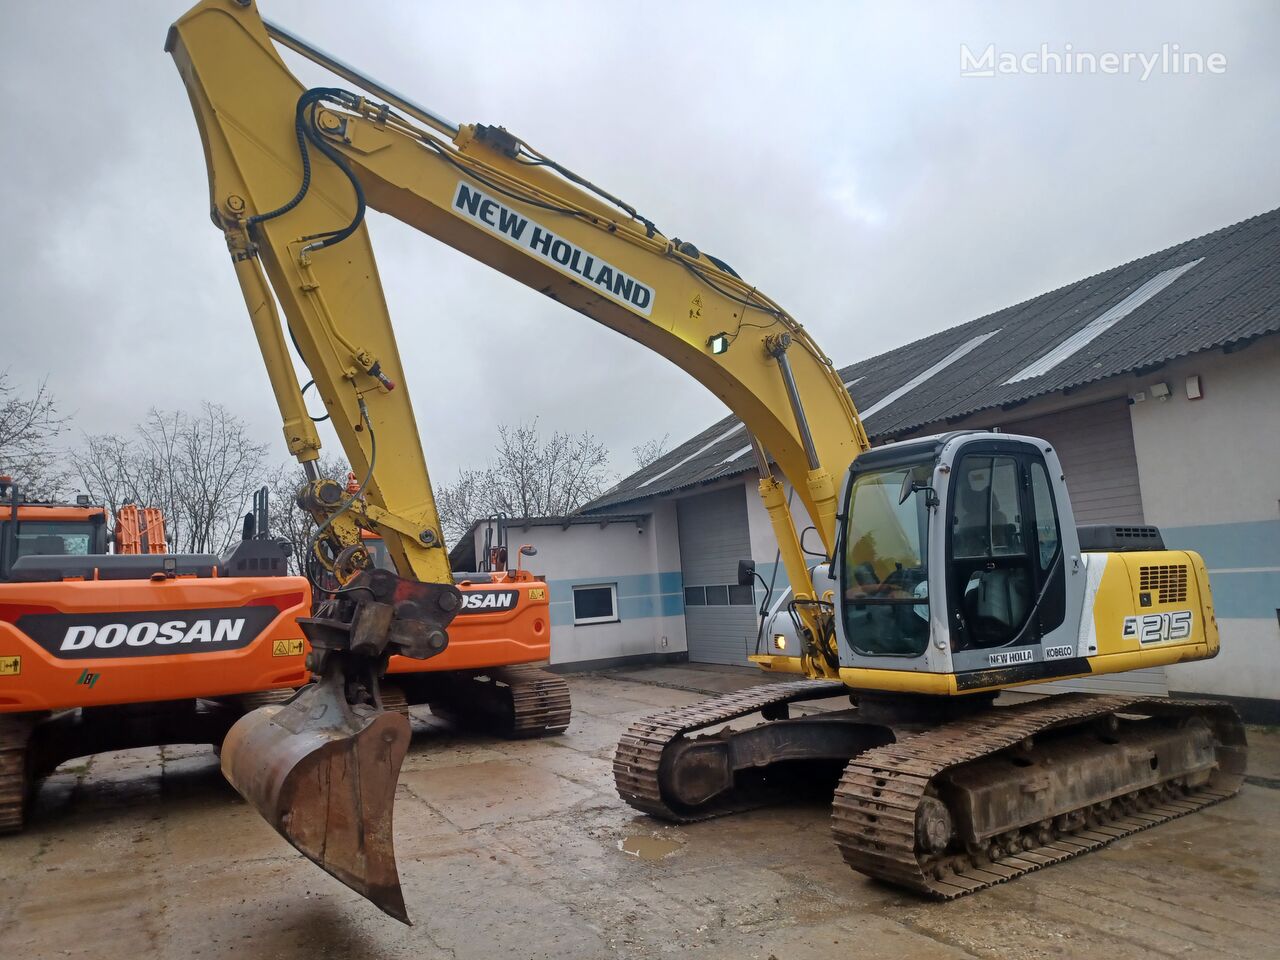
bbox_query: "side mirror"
[898,471,914,505]
[514,542,537,578]
[800,526,827,558]
[737,558,756,587]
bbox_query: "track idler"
[220,567,460,924]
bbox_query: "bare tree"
[632,433,670,468]
[434,467,487,544]
[176,404,269,553]
[71,403,269,555]
[434,419,612,545]
[0,372,69,498]
[70,432,155,519]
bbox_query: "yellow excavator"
[166,0,1245,921]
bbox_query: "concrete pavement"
[1,663,1276,959]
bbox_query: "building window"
[704,584,729,606]
[573,583,619,625]
[682,583,755,608]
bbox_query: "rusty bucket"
[221,674,412,923]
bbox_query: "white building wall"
[472,509,686,668]
[1127,337,1280,702]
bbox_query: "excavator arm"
[167,0,869,920]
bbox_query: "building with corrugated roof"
[453,208,1280,718]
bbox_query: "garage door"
[1007,399,1144,524]
[677,486,757,665]
[1006,399,1167,696]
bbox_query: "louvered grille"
[1139,564,1188,603]
[1112,526,1161,540]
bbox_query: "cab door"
[944,437,1084,682]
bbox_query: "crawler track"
[613,679,848,821]
[376,682,411,721]
[423,665,570,739]
[232,689,299,714]
[832,694,1247,898]
[0,714,35,833]
[499,665,572,738]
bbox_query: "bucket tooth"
[221,677,412,924]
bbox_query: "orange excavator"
[0,476,310,830]
[0,472,562,835]
[358,525,565,738]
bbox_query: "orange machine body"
[0,490,310,714]
[388,572,551,674]
[360,533,552,673]
[0,507,550,714]
[0,575,311,713]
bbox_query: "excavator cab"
[833,429,1219,691]
[835,431,1085,680]
[0,477,109,582]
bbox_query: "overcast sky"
[3,1,1278,487]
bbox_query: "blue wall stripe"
[545,571,683,598]
[1201,570,1280,620]
[1160,519,1280,571]
[538,519,1280,626]
[1159,520,1279,620]
[545,571,685,626]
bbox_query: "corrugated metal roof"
[586,207,1280,513]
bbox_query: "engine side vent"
[1139,564,1188,603]
[1077,524,1166,553]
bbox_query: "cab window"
[841,463,931,657]
[12,521,94,558]
[365,538,395,571]
[1029,462,1061,573]
[949,455,1033,649]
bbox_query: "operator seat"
[965,568,1031,643]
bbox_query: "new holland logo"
[452,182,654,317]
[987,648,1034,667]
[456,590,520,615]
[15,607,278,661]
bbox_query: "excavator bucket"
[221,675,412,923]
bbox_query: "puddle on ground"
[618,834,683,860]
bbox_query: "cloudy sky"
[3,1,1278,486]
